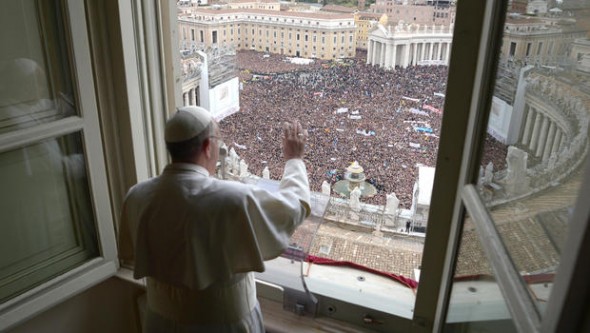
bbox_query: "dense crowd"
[220,50,506,208]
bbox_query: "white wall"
[487,96,514,144]
[8,278,142,333]
[208,77,240,120]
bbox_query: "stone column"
[413,43,418,66]
[437,42,442,60]
[404,43,411,67]
[559,132,567,151]
[551,130,562,155]
[530,111,542,152]
[521,106,534,145]
[392,44,397,69]
[420,43,425,63]
[385,43,392,69]
[183,92,189,106]
[367,40,373,65]
[372,41,379,65]
[543,121,556,161]
[428,43,434,61]
[445,42,451,65]
[380,43,386,66]
[535,115,550,157]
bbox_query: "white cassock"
[118,159,310,333]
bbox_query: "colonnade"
[367,39,452,69]
[182,86,199,106]
[520,105,566,161]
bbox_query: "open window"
[0,1,117,330]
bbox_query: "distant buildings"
[178,6,356,60]
[571,38,590,72]
[500,14,587,67]
[354,13,382,49]
[369,0,455,26]
[489,12,588,145]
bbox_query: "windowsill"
[115,267,384,332]
[258,257,416,319]
[259,297,382,333]
[115,267,146,288]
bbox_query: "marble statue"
[321,181,331,195]
[482,162,494,185]
[229,148,239,174]
[262,166,270,179]
[504,146,530,194]
[349,186,362,212]
[385,193,399,215]
[239,159,248,177]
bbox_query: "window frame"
[139,0,526,331]
[0,1,117,330]
[414,0,590,332]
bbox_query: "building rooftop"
[321,4,357,13]
[229,0,279,3]
[187,7,354,19]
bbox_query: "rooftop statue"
[378,14,388,27]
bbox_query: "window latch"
[283,287,319,317]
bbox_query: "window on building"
[509,41,516,57]
[212,31,217,43]
[526,42,532,57]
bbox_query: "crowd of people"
[219,50,507,208]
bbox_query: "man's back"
[118,107,310,332]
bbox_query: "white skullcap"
[165,106,213,143]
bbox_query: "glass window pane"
[445,220,517,333]
[0,0,76,135]
[0,132,99,302]
[474,0,590,318]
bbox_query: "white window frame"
[0,1,117,330]
[414,0,590,332]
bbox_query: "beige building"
[354,12,381,49]
[571,38,590,72]
[369,2,455,26]
[178,8,356,59]
[225,0,281,11]
[500,15,587,66]
[510,0,549,15]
